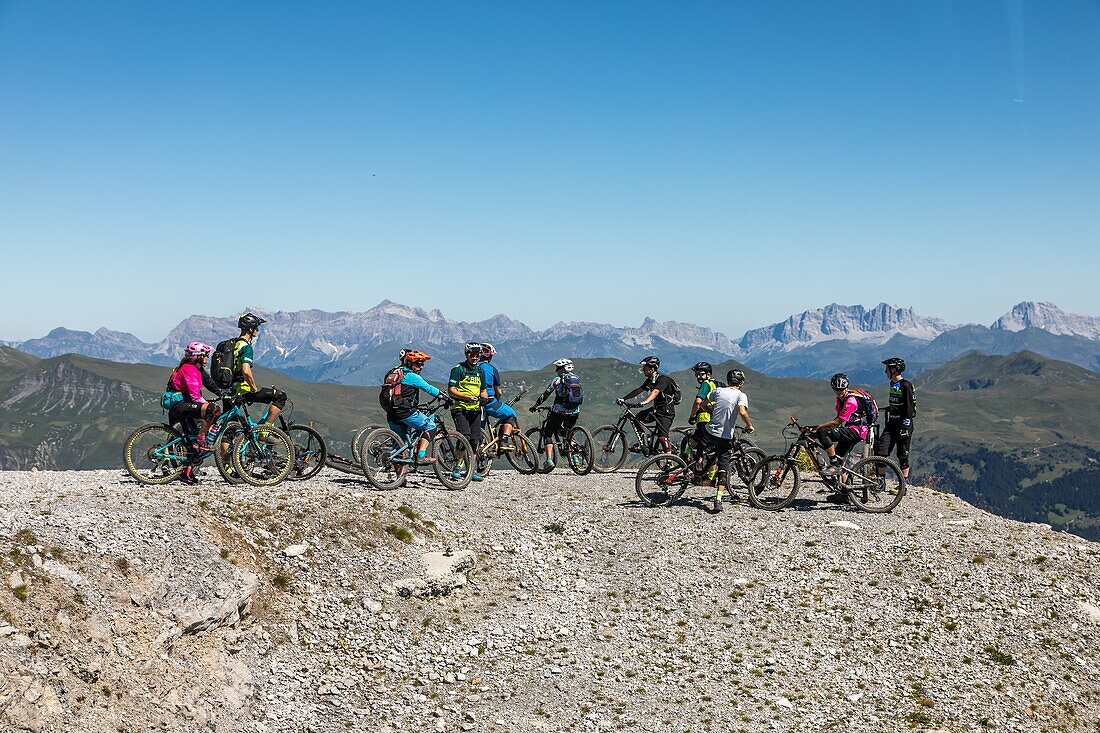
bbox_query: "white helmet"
[553,358,574,373]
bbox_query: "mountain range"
[5,300,1100,385]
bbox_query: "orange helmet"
[402,350,431,366]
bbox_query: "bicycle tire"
[506,431,541,475]
[433,432,474,489]
[845,456,906,513]
[635,454,690,507]
[231,424,294,487]
[565,426,595,476]
[287,424,327,481]
[591,426,627,473]
[733,447,767,486]
[747,455,800,511]
[213,423,245,484]
[123,423,187,485]
[359,427,407,490]
[351,424,375,465]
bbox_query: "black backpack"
[210,338,240,389]
[665,375,682,406]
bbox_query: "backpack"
[379,366,406,411]
[210,338,240,389]
[847,388,879,427]
[558,374,584,408]
[160,370,184,411]
[666,375,682,406]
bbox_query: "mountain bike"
[358,397,473,490]
[678,425,763,485]
[473,388,540,476]
[123,396,294,486]
[591,403,681,473]
[525,407,595,475]
[747,418,905,512]
[635,428,766,507]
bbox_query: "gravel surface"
[2,467,1099,732]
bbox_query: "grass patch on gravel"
[272,574,292,591]
[983,646,1016,665]
[384,524,414,543]
[543,522,565,535]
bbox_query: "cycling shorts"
[483,400,517,422]
[387,411,436,437]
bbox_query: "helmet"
[403,350,431,366]
[238,313,267,331]
[480,343,496,358]
[692,361,713,373]
[639,356,660,369]
[830,373,850,391]
[726,369,746,387]
[553,358,574,373]
[882,357,906,374]
[184,341,213,360]
[399,348,409,363]
[464,342,483,355]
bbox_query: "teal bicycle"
[123,396,296,487]
[358,397,474,490]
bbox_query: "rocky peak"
[738,303,950,353]
[991,302,1100,340]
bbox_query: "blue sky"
[1,1,1098,341]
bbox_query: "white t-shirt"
[705,387,749,440]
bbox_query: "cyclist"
[702,369,754,512]
[618,356,676,454]
[876,357,915,478]
[814,373,871,485]
[448,343,489,482]
[231,313,287,426]
[685,361,720,478]
[166,341,223,484]
[379,350,449,468]
[529,358,582,471]
[478,343,518,451]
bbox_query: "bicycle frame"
[613,407,661,454]
[153,399,257,463]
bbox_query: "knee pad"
[271,388,288,409]
[205,401,223,420]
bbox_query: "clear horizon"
[2,2,1098,340]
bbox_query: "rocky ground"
[2,466,1099,733]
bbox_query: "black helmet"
[639,356,660,369]
[830,373,850,391]
[882,357,906,374]
[727,369,746,387]
[238,312,267,331]
[692,361,713,373]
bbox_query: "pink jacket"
[835,395,870,441]
[169,363,205,403]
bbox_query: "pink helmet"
[184,341,213,360]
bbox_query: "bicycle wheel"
[230,425,294,487]
[732,447,767,485]
[591,426,627,473]
[287,424,327,481]
[433,432,474,490]
[506,430,541,475]
[564,426,595,476]
[747,456,800,510]
[678,432,695,462]
[213,423,245,484]
[123,423,187,485]
[359,427,407,490]
[845,456,906,513]
[351,424,373,465]
[635,454,690,507]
